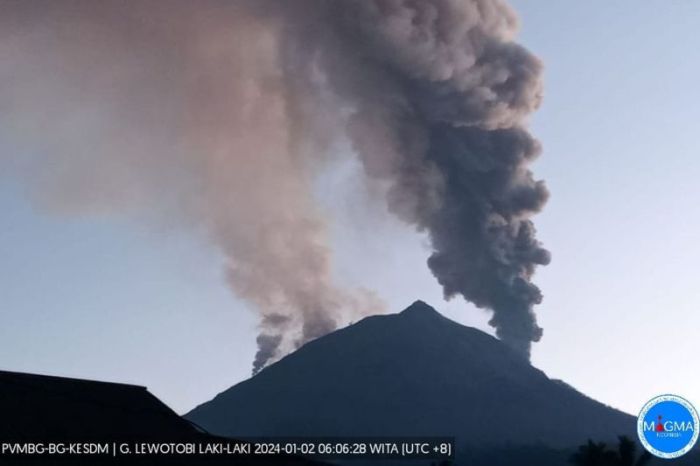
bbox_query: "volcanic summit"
[187,301,633,450]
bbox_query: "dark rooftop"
[0,369,198,440]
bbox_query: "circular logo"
[637,394,699,459]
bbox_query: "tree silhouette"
[571,436,652,466]
[571,440,617,466]
[617,436,652,466]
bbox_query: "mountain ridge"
[186,301,634,449]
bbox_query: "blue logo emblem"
[637,394,699,459]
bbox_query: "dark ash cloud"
[1,0,549,366]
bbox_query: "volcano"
[186,301,633,451]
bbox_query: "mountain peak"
[399,300,443,319]
[187,301,634,450]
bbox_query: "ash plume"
[0,0,382,372]
[1,0,549,364]
[249,0,552,358]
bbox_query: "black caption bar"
[241,437,454,460]
[1,437,454,461]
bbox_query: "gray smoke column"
[256,0,551,358]
[0,0,549,364]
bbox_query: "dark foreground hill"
[186,301,635,452]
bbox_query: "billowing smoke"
[254,0,551,357]
[1,0,548,364]
[0,1,382,372]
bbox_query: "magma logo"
[637,394,699,459]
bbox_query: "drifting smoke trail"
[1,0,549,365]
[0,1,382,373]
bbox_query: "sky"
[1,1,700,415]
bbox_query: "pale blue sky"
[1,1,699,415]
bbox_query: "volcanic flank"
[186,301,634,450]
